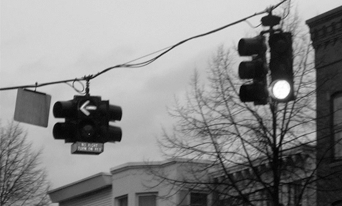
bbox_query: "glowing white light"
[270,80,291,100]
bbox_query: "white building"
[48,158,210,206]
[48,146,316,206]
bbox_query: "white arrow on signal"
[80,100,97,116]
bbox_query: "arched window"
[333,92,342,159]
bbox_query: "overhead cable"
[0,1,287,92]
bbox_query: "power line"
[0,2,286,92]
[92,8,272,79]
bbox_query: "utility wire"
[0,1,286,92]
[92,7,274,79]
[0,78,84,91]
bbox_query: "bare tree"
[0,121,51,206]
[150,5,342,206]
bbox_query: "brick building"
[306,5,342,206]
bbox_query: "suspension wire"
[65,79,86,94]
[0,1,287,92]
[91,9,270,79]
[0,77,85,91]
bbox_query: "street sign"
[14,89,51,127]
[71,142,104,155]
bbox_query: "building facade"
[48,159,211,206]
[48,172,113,206]
[109,159,210,206]
[211,145,316,206]
[306,5,342,206]
[48,146,316,206]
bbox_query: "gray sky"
[1,0,341,189]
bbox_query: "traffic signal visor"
[53,122,76,142]
[106,104,122,142]
[238,35,268,105]
[53,100,76,118]
[238,36,266,56]
[53,99,78,142]
[107,125,122,143]
[108,105,122,121]
[239,82,268,103]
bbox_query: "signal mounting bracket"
[84,75,93,96]
[261,13,281,27]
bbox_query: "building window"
[333,92,342,159]
[259,188,271,206]
[190,192,207,206]
[288,180,302,206]
[217,196,249,206]
[138,193,157,206]
[116,195,128,206]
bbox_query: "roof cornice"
[306,6,342,50]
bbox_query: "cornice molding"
[306,6,342,50]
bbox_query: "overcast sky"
[1,0,341,190]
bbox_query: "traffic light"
[76,96,103,143]
[53,95,122,143]
[238,35,269,105]
[98,100,122,143]
[268,32,295,102]
[53,98,78,143]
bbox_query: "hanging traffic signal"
[53,98,78,143]
[238,35,269,105]
[75,96,122,143]
[53,95,122,144]
[269,32,295,102]
[76,96,103,143]
[98,100,122,143]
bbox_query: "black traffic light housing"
[98,100,122,143]
[53,99,78,143]
[76,96,102,143]
[238,35,269,105]
[53,95,122,143]
[269,32,295,102]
